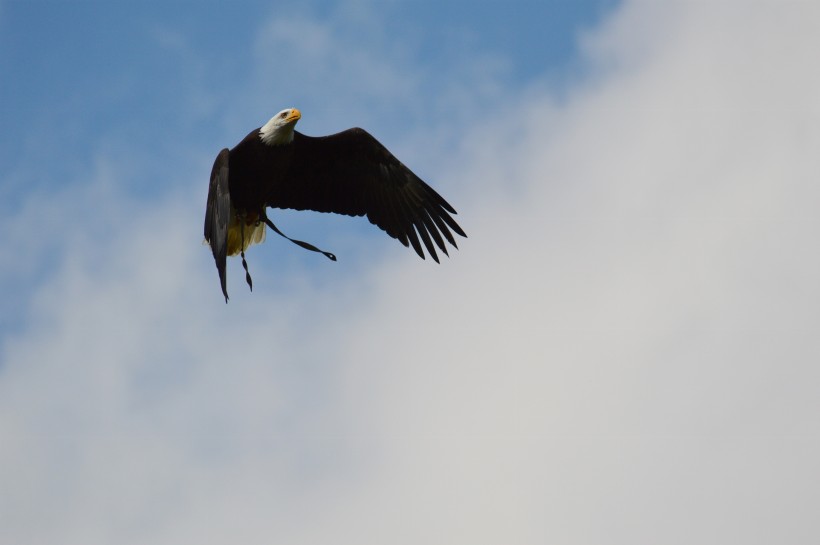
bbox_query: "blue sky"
[0,0,613,198]
[0,0,613,328]
[2,1,820,543]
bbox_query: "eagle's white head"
[259,108,301,145]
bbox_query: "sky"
[1,0,819,543]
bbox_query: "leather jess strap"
[261,211,337,262]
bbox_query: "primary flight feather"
[204,108,466,302]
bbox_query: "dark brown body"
[229,129,294,216]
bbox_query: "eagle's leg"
[240,218,253,292]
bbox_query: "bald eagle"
[204,108,466,302]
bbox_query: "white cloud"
[2,1,820,544]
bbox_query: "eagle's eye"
[280,112,288,118]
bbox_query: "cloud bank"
[2,1,819,543]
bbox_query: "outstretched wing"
[270,129,466,262]
[204,148,231,302]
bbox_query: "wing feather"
[270,129,466,259]
[423,200,456,248]
[420,207,448,258]
[204,148,231,302]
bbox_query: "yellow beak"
[286,108,301,123]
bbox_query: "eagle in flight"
[204,108,466,302]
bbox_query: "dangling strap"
[240,221,253,291]
[261,211,337,261]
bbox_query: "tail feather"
[226,217,267,256]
